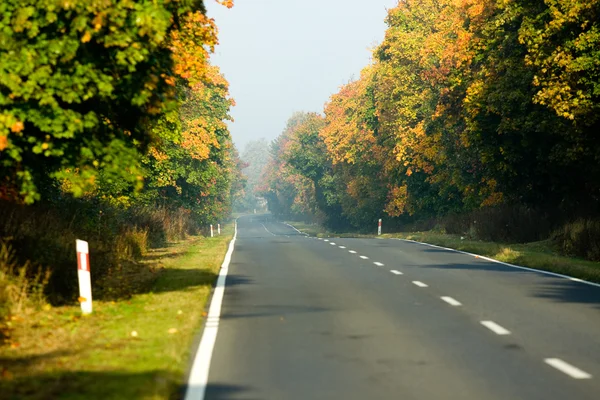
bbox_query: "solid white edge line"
[396,238,600,288]
[349,250,357,254]
[440,296,462,306]
[390,270,403,275]
[480,320,511,335]
[283,222,309,236]
[544,358,592,379]
[185,221,237,400]
[412,281,428,287]
[360,255,369,259]
[373,262,384,266]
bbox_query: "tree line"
[0,0,243,308]
[261,0,600,256]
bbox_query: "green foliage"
[0,0,207,202]
[263,0,600,255]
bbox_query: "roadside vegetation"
[0,1,242,397]
[0,224,234,400]
[261,1,600,273]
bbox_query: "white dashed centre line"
[390,270,403,275]
[480,321,511,335]
[373,262,384,266]
[412,281,428,288]
[330,242,336,245]
[440,296,462,306]
[544,358,592,379]
[324,239,329,242]
[349,250,357,254]
[339,246,346,249]
[359,256,369,260]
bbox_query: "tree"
[0,0,223,203]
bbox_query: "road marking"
[480,321,511,335]
[324,239,329,242]
[412,281,428,287]
[373,262,384,266]
[390,270,403,275]
[440,296,462,306]
[339,246,346,249]
[185,221,237,400]
[397,238,600,288]
[318,238,322,240]
[261,223,276,236]
[360,255,369,260]
[349,250,357,254]
[544,358,592,379]
[284,222,308,236]
[330,242,336,245]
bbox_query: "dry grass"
[0,224,234,400]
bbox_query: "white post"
[378,219,382,236]
[218,223,221,235]
[254,208,256,214]
[210,224,214,238]
[76,239,92,314]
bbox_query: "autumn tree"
[0,0,232,203]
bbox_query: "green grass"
[0,224,234,400]
[287,221,600,284]
[384,231,600,283]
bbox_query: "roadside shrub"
[0,198,201,305]
[115,227,149,260]
[440,205,551,243]
[552,219,600,261]
[470,206,551,243]
[440,213,472,235]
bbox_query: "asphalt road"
[199,214,600,399]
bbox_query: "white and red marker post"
[378,219,382,236]
[210,224,214,238]
[76,239,93,314]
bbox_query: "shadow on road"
[202,383,258,400]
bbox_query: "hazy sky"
[205,0,398,150]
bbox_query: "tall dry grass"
[0,240,50,343]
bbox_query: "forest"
[0,0,243,315]
[261,0,600,261]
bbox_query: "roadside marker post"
[210,225,214,238]
[218,223,221,235]
[378,219,382,236]
[76,239,93,314]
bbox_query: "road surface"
[194,215,600,399]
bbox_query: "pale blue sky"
[205,0,398,149]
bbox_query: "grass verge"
[287,221,600,284]
[386,232,600,284]
[0,223,234,400]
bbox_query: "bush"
[0,198,202,305]
[552,219,600,261]
[440,205,552,243]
